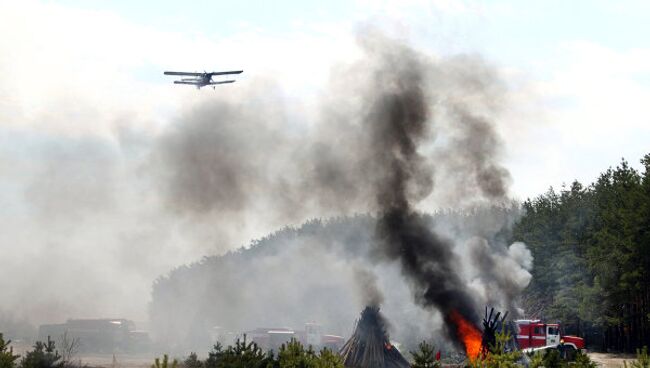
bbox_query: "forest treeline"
[513,154,650,352]
[147,154,650,353]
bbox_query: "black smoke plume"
[355,32,512,345]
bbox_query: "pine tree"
[277,338,317,368]
[410,341,439,368]
[314,348,343,368]
[0,334,20,368]
[151,355,178,368]
[181,353,203,368]
[204,336,269,368]
[20,336,63,368]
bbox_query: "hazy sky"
[1,0,649,323]
[3,0,649,197]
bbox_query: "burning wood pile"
[481,306,508,354]
[339,306,410,368]
[449,306,510,362]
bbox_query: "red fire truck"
[514,319,585,353]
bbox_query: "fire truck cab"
[514,319,585,353]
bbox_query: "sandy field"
[589,352,638,368]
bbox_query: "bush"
[276,339,317,367]
[469,330,521,368]
[529,346,596,368]
[151,355,178,368]
[170,337,343,368]
[181,353,203,368]
[20,337,63,368]
[410,341,440,368]
[313,348,343,368]
[204,337,270,368]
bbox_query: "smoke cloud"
[345,32,493,344]
[148,29,533,351]
[353,267,385,308]
[1,22,533,353]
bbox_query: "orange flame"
[449,310,482,362]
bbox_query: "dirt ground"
[588,352,638,368]
[76,354,156,368]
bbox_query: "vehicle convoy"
[244,323,344,352]
[514,319,585,354]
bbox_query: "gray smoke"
[339,31,531,350]
[151,29,533,349]
[346,32,485,346]
[1,25,533,350]
[353,267,385,308]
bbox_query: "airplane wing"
[174,81,202,85]
[208,70,243,76]
[165,71,202,76]
[209,80,236,85]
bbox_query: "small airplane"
[163,70,243,89]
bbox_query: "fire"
[449,310,483,362]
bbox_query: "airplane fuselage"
[164,70,242,89]
[181,73,212,89]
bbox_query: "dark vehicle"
[39,318,150,353]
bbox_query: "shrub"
[151,355,178,368]
[20,337,63,368]
[625,346,650,368]
[181,353,203,368]
[410,341,440,368]
[204,337,270,368]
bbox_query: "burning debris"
[448,306,511,362]
[481,306,509,354]
[339,306,410,368]
[449,310,483,362]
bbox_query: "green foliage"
[182,353,203,368]
[528,351,544,368]
[572,350,596,368]
[174,338,343,368]
[275,339,343,368]
[276,338,317,367]
[20,336,63,368]
[410,341,440,368]
[204,337,270,368]
[542,349,563,368]
[625,346,650,368]
[528,347,596,368]
[0,334,20,368]
[468,330,521,368]
[152,355,178,368]
[312,348,343,368]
